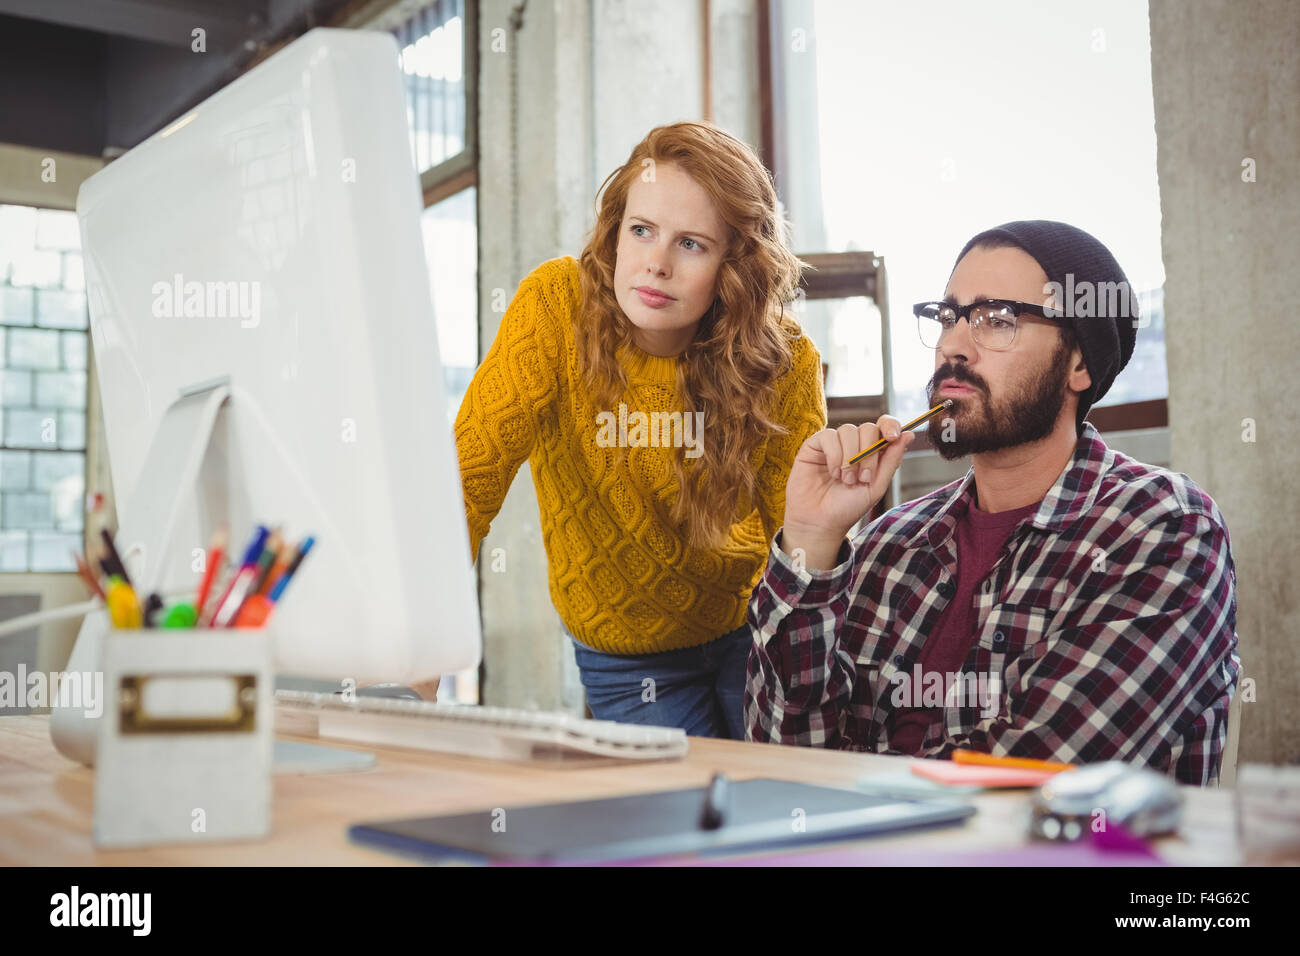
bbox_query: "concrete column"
[1149,0,1300,766]
[475,0,591,712]
[474,0,758,710]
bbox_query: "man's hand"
[781,416,914,570]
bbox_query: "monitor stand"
[273,739,376,774]
[51,377,373,777]
[52,378,236,767]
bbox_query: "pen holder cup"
[92,626,274,849]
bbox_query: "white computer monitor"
[52,28,480,765]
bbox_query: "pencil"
[268,536,314,603]
[72,552,106,600]
[952,749,1076,773]
[197,563,238,627]
[194,527,228,621]
[847,399,954,466]
[249,528,283,596]
[257,547,293,597]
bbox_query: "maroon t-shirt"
[888,492,1041,754]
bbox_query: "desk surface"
[0,715,1241,866]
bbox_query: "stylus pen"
[99,527,133,587]
[700,772,729,830]
[142,592,165,628]
[847,399,955,467]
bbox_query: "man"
[745,220,1240,785]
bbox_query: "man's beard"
[926,338,1074,461]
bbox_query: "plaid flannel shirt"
[745,422,1241,785]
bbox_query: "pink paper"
[909,759,1059,787]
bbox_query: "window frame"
[755,0,1168,435]
[798,252,893,431]
[354,0,479,203]
[415,0,478,206]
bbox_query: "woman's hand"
[780,417,914,570]
[412,677,441,701]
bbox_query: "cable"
[0,587,200,640]
[0,541,152,639]
[509,0,527,285]
[0,600,102,640]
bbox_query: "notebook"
[349,777,977,864]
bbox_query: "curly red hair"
[577,121,806,550]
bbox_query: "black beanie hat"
[953,220,1139,434]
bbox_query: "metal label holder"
[93,626,274,849]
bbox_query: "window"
[421,185,477,426]
[762,0,1168,430]
[1095,287,1167,406]
[0,204,88,573]
[797,253,899,516]
[397,2,467,174]
[388,0,476,194]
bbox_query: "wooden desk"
[0,715,1240,866]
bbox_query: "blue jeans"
[568,624,753,739]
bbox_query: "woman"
[454,121,826,738]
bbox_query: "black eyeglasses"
[914,299,1064,350]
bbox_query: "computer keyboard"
[273,689,689,762]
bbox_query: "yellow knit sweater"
[455,256,827,655]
